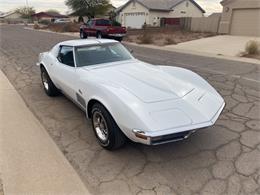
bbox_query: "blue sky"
[0,0,222,15]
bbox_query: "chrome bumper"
[132,129,196,145]
[108,33,126,37]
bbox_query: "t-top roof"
[59,39,118,47]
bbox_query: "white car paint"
[37,39,225,145]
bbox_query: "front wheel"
[91,103,126,150]
[80,30,87,39]
[41,67,60,97]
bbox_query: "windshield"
[75,43,133,67]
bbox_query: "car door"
[54,45,78,100]
[85,20,96,36]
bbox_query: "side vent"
[76,93,86,108]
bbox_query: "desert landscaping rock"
[1,25,260,195]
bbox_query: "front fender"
[82,81,150,140]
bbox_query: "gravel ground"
[0,24,260,195]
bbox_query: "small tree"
[46,9,60,15]
[78,16,84,23]
[16,6,35,19]
[65,0,110,19]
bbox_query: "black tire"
[41,67,60,97]
[115,37,123,42]
[80,30,87,39]
[91,103,126,150]
[96,31,102,39]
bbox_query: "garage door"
[230,9,260,36]
[125,12,146,29]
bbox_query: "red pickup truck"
[80,18,127,42]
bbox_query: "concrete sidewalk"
[124,36,260,65]
[0,70,90,194]
[166,35,260,57]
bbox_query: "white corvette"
[37,39,225,150]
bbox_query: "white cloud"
[0,0,222,15]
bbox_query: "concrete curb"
[0,70,90,195]
[123,42,260,65]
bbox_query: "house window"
[181,11,186,14]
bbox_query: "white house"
[116,0,205,28]
[0,11,22,23]
[0,11,22,20]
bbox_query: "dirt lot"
[125,28,216,46]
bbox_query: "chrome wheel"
[93,111,108,142]
[42,71,49,91]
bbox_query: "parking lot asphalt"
[0,24,260,195]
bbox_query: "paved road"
[1,25,260,195]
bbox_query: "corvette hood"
[86,61,195,103]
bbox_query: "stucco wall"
[118,1,149,26]
[118,0,204,27]
[219,0,260,34]
[150,1,204,26]
[4,13,21,19]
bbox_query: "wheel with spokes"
[41,67,59,96]
[91,103,126,150]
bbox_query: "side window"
[87,20,93,26]
[57,46,75,67]
[96,20,101,26]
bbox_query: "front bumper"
[131,102,225,145]
[133,129,196,145]
[108,33,126,37]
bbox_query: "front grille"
[150,130,192,145]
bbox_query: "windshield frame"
[74,43,134,68]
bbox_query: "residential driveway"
[166,35,260,57]
[0,25,260,195]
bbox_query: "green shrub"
[112,20,121,27]
[245,40,259,55]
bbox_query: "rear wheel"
[80,30,87,39]
[91,103,126,150]
[41,67,59,97]
[96,31,102,39]
[116,37,123,42]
